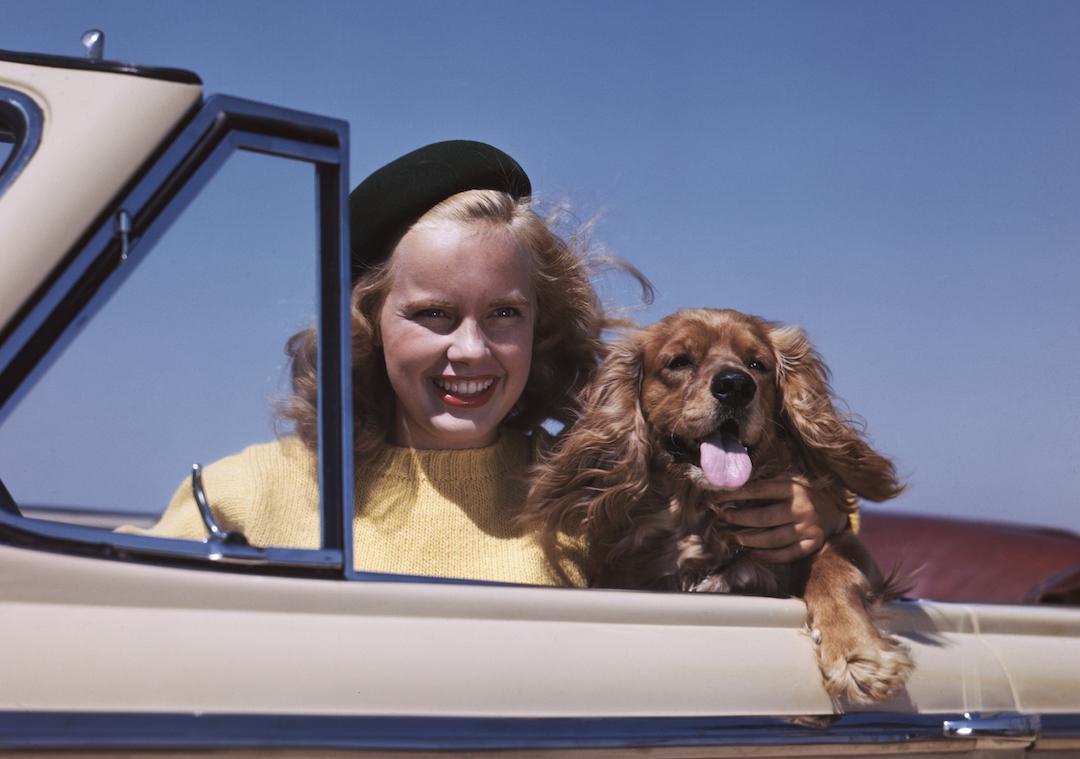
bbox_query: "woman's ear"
[770,325,904,503]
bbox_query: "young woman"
[131,141,846,583]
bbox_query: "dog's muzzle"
[711,370,756,409]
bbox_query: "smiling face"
[378,219,535,450]
[638,309,783,490]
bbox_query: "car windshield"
[0,152,319,526]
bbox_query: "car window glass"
[0,151,321,546]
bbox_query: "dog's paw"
[815,628,913,705]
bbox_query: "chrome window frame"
[0,86,43,198]
[0,94,351,576]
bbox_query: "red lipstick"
[432,376,499,408]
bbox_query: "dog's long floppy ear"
[523,332,654,541]
[770,325,904,503]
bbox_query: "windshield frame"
[0,92,352,576]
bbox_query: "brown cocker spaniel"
[523,308,913,706]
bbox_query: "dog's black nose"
[711,370,756,408]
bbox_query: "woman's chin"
[430,419,500,449]
[392,414,501,450]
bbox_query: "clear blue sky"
[1,1,1078,532]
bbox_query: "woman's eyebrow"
[400,298,455,311]
[398,294,532,312]
[489,294,532,307]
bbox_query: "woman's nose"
[446,319,489,363]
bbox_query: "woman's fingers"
[716,476,844,562]
[713,478,795,504]
[734,523,801,549]
[723,500,793,528]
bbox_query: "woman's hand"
[713,478,848,564]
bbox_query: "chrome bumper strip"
[0,711,1074,751]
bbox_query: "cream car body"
[1,47,1078,757]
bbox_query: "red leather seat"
[858,509,1080,604]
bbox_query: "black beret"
[348,140,531,280]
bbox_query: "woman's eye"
[492,306,521,318]
[747,359,767,372]
[666,354,695,370]
[413,308,449,320]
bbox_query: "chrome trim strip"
[3,711,1057,751]
[0,86,44,198]
[943,712,1040,740]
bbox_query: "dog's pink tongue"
[700,431,752,490]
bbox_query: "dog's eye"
[747,359,768,372]
[666,354,695,370]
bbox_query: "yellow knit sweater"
[125,431,581,586]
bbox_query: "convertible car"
[1,37,1079,757]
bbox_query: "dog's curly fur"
[522,308,913,706]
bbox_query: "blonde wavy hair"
[280,189,648,462]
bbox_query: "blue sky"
[1,1,1078,532]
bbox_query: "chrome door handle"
[190,463,250,547]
